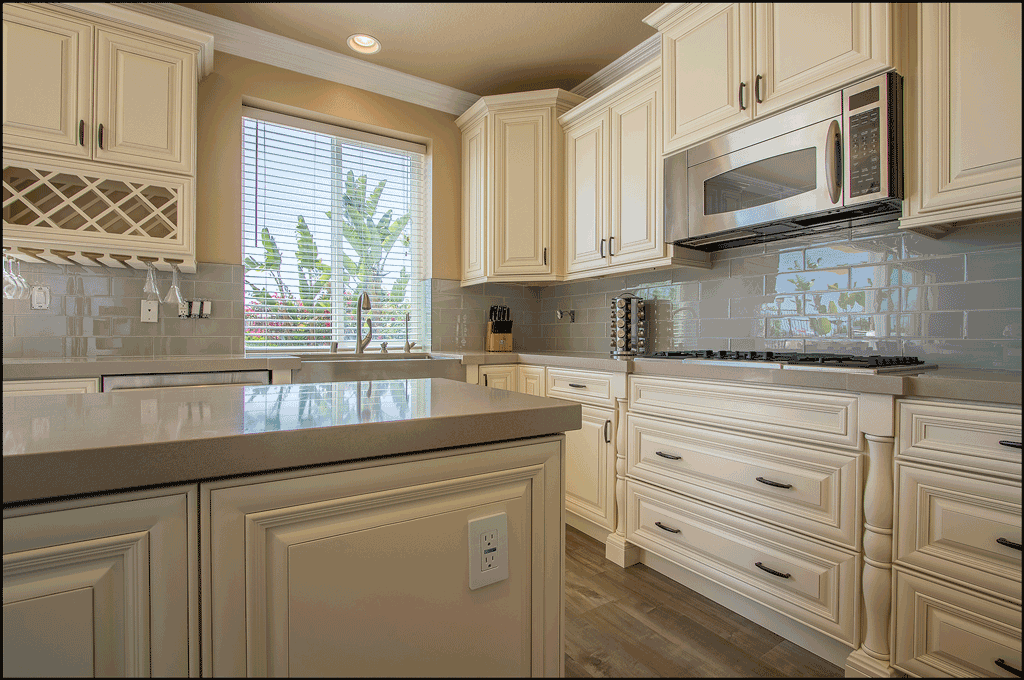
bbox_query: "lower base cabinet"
[564,405,616,532]
[202,438,564,677]
[2,486,198,677]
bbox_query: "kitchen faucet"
[404,312,417,352]
[355,291,372,354]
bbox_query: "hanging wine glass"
[164,264,185,307]
[143,263,161,300]
[13,258,29,300]
[2,254,16,300]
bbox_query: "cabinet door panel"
[517,365,545,396]
[610,82,663,265]
[492,111,550,275]
[755,3,894,117]
[662,3,752,154]
[565,405,615,530]
[917,3,1021,215]
[481,365,517,391]
[2,5,91,158]
[565,114,608,274]
[95,28,194,174]
[461,118,487,282]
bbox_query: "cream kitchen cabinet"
[517,365,545,396]
[892,398,1022,678]
[562,60,710,278]
[201,438,564,677]
[3,485,198,677]
[900,3,1022,237]
[3,3,204,176]
[2,3,211,272]
[456,89,584,285]
[479,363,518,391]
[645,3,898,155]
[3,377,100,395]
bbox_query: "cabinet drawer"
[896,463,1021,602]
[629,376,861,450]
[893,569,1022,678]
[898,400,1022,478]
[626,480,859,647]
[546,368,616,406]
[627,413,861,549]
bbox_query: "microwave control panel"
[849,105,881,197]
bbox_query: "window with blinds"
[242,107,427,351]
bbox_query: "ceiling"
[175,3,662,96]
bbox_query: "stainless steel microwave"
[665,71,902,251]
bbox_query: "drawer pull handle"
[994,659,1022,677]
[79,119,85,146]
[604,420,612,444]
[997,537,1022,551]
[756,476,792,489]
[568,383,587,389]
[998,440,1022,449]
[483,374,488,387]
[755,562,791,579]
[655,521,680,534]
[655,451,682,461]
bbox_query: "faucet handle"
[380,341,388,353]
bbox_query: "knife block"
[486,320,514,352]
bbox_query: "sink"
[291,353,465,383]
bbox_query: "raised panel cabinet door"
[203,439,563,677]
[3,488,197,677]
[94,28,195,175]
[609,80,664,265]
[517,365,545,396]
[3,377,99,395]
[481,364,517,391]
[661,3,753,155]
[2,5,92,158]
[492,110,552,276]
[754,3,895,117]
[565,405,615,530]
[914,3,1021,220]
[461,117,488,283]
[564,113,609,274]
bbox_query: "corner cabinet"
[645,3,898,155]
[3,486,199,677]
[561,59,710,278]
[2,2,212,272]
[456,89,584,286]
[900,3,1022,237]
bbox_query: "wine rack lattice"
[3,165,179,241]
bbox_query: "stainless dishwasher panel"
[101,371,270,392]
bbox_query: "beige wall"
[195,51,462,279]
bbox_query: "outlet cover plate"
[468,512,508,590]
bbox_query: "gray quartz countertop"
[2,378,582,505]
[2,354,301,380]
[445,351,633,372]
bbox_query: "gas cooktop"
[646,350,938,374]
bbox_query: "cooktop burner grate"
[648,350,930,370]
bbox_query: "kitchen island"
[3,378,580,677]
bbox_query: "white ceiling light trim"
[121,2,479,116]
[347,34,381,54]
[571,33,661,99]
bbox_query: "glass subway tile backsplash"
[2,262,244,358]
[3,218,1021,371]
[432,218,1021,370]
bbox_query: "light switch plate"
[30,285,50,310]
[141,300,158,323]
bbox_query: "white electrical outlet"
[468,513,508,590]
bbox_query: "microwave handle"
[825,119,842,204]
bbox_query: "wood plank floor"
[564,525,844,678]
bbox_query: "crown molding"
[570,33,662,99]
[123,3,480,116]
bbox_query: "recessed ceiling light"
[347,34,381,55]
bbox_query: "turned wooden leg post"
[847,393,899,678]
[605,397,640,567]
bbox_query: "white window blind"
[242,107,427,351]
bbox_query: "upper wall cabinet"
[561,60,710,279]
[3,3,207,176]
[900,3,1022,236]
[456,89,584,286]
[2,3,212,272]
[645,3,898,155]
